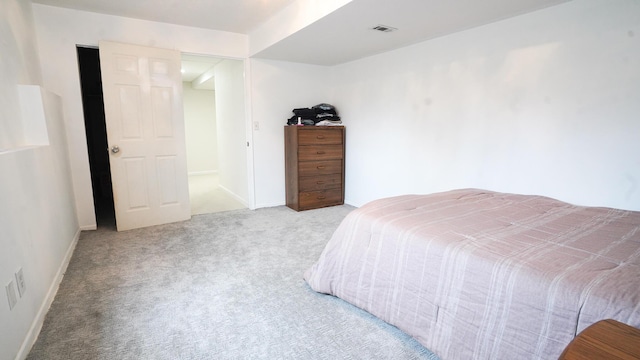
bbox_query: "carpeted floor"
[27,205,439,360]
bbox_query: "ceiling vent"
[372,25,397,33]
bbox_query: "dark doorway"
[77,46,116,228]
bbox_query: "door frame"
[242,57,256,210]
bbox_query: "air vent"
[372,25,397,33]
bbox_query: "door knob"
[111,145,120,154]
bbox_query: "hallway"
[189,173,246,215]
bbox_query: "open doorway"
[77,47,248,228]
[181,54,247,214]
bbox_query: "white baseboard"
[218,185,249,207]
[188,170,218,176]
[252,201,356,210]
[15,228,81,360]
[254,201,286,209]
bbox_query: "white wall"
[249,0,352,56]
[0,0,41,149]
[32,4,249,229]
[0,3,79,359]
[183,82,218,175]
[330,0,640,211]
[215,60,249,204]
[249,59,332,208]
[24,0,639,231]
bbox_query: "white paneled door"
[99,41,191,231]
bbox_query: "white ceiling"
[31,0,572,77]
[253,0,572,66]
[31,0,298,34]
[181,54,222,91]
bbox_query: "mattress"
[304,189,640,359]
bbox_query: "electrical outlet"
[253,121,260,131]
[15,268,26,297]
[6,280,17,310]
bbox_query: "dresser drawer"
[298,129,343,145]
[299,160,342,177]
[299,174,342,191]
[298,144,343,161]
[299,188,343,209]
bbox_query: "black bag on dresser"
[287,104,341,125]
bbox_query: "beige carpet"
[188,173,246,215]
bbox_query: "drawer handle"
[317,196,327,200]
[317,135,325,139]
[317,166,325,169]
[317,181,325,185]
[316,151,326,155]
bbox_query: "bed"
[304,189,640,359]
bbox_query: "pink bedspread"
[304,189,640,359]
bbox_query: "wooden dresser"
[285,126,345,211]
